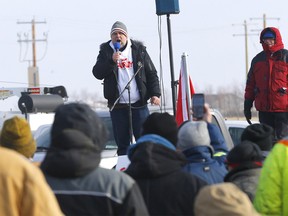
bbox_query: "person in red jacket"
[244,27,288,141]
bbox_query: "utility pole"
[233,20,257,77]
[250,13,280,29]
[17,18,47,87]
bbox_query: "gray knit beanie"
[110,21,128,37]
[177,121,212,151]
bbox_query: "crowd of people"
[0,100,286,215]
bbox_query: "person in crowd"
[194,182,261,216]
[40,102,149,216]
[125,112,207,216]
[0,116,36,160]
[177,120,227,184]
[241,123,274,159]
[253,139,288,215]
[224,140,263,201]
[244,27,288,141]
[92,21,161,155]
[0,146,63,216]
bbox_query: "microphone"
[113,40,121,52]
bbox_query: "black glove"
[244,99,253,124]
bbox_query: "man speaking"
[92,21,161,155]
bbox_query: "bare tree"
[70,90,106,109]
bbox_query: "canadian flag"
[175,56,195,126]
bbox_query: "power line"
[17,18,47,87]
[232,20,258,77]
[250,13,280,29]
[17,18,47,67]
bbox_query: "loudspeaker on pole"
[155,0,180,15]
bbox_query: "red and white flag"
[175,57,195,126]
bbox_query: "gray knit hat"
[177,121,212,151]
[110,21,128,37]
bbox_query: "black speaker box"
[155,0,180,15]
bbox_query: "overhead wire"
[18,33,30,63]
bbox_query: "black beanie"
[241,123,274,151]
[142,112,178,146]
[226,140,263,166]
[51,103,107,150]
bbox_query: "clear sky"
[1,0,287,109]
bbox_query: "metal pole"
[166,14,177,116]
[127,86,133,144]
[263,14,266,28]
[32,19,37,67]
[244,20,249,76]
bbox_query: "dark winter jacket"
[182,146,227,184]
[224,165,262,202]
[92,39,161,108]
[41,129,148,216]
[180,123,228,185]
[125,134,207,216]
[245,27,288,112]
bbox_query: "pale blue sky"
[0,0,287,109]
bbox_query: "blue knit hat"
[262,30,275,39]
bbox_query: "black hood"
[41,129,102,178]
[41,103,107,178]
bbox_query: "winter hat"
[194,183,261,216]
[0,116,36,158]
[110,21,128,37]
[177,121,212,152]
[241,123,274,151]
[262,30,276,39]
[51,103,107,150]
[142,112,178,146]
[226,140,263,168]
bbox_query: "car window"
[100,116,117,150]
[34,125,51,149]
[228,127,245,146]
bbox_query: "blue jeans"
[110,105,149,155]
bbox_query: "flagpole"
[181,53,192,120]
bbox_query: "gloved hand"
[244,99,253,124]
